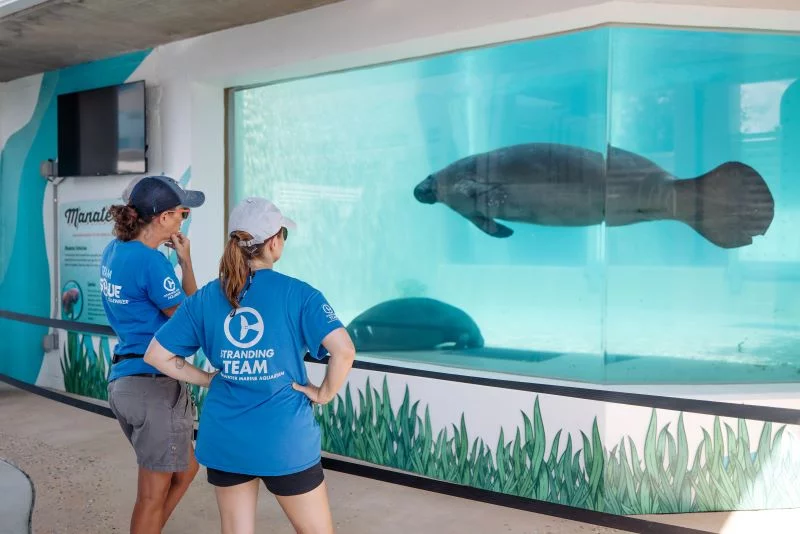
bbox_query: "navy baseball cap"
[128,175,205,217]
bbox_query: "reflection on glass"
[605,28,799,384]
[233,26,800,385]
[116,81,146,173]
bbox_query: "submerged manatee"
[346,298,484,352]
[413,143,775,249]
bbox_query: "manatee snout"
[414,175,437,204]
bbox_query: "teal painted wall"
[0,50,151,382]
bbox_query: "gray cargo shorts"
[107,375,194,472]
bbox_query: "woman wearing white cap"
[143,197,356,534]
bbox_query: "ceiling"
[2,0,799,84]
[0,0,343,82]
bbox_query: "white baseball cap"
[228,197,297,247]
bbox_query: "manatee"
[346,297,484,352]
[61,288,80,317]
[413,143,775,249]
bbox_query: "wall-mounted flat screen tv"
[57,80,147,177]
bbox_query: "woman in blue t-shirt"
[144,197,356,534]
[101,175,206,533]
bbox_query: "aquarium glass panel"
[232,25,800,384]
[233,29,611,381]
[605,28,800,384]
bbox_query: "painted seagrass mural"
[61,331,112,401]
[59,331,210,417]
[313,377,800,514]
[59,331,800,515]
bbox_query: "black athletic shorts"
[206,461,324,496]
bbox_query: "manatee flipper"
[675,161,774,248]
[456,178,515,237]
[464,213,514,238]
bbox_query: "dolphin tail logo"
[675,161,775,249]
[239,315,264,340]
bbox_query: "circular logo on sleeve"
[163,277,177,292]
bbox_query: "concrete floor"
[0,383,628,534]
[1,382,799,533]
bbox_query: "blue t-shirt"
[100,239,185,381]
[154,269,344,476]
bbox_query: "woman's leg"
[274,480,334,534]
[161,444,200,526]
[109,376,197,534]
[131,467,172,534]
[214,478,260,534]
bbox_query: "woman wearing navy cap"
[101,175,205,534]
[144,197,356,534]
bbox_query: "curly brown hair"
[108,204,154,241]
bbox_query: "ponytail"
[220,231,266,309]
[109,204,151,241]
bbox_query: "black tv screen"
[57,80,147,177]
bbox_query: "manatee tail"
[675,161,774,249]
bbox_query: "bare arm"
[143,338,216,387]
[180,260,198,297]
[166,233,198,297]
[292,328,355,405]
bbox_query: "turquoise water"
[232,27,800,385]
